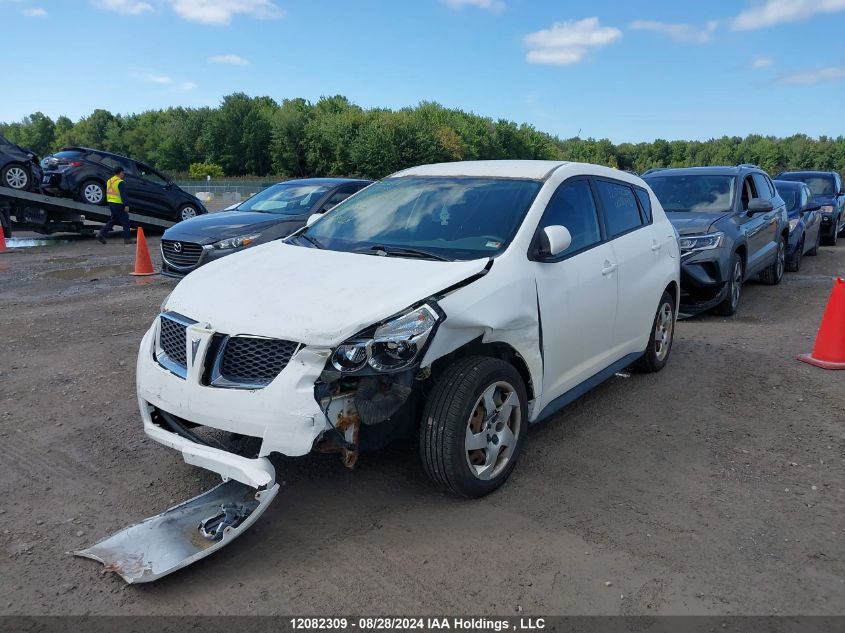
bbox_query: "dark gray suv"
[643,165,789,316]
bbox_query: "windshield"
[777,174,835,197]
[238,182,331,215]
[777,187,800,212]
[644,174,735,213]
[296,176,542,261]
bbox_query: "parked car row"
[641,165,843,316]
[0,136,207,223]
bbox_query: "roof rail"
[736,163,761,169]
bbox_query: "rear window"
[595,180,644,238]
[53,150,85,160]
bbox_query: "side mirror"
[747,198,773,214]
[305,213,321,227]
[538,225,572,258]
[803,202,821,213]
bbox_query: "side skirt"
[532,351,644,425]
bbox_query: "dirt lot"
[0,233,843,616]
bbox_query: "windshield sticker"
[485,240,502,249]
[439,206,450,226]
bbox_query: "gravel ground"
[0,233,843,616]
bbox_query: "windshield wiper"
[295,233,324,249]
[365,245,452,262]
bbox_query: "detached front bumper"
[678,249,731,314]
[136,322,333,484]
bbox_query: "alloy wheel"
[730,260,742,309]
[776,241,785,280]
[5,166,28,189]
[84,183,104,204]
[654,300,674,362]
[464,381,522,481]
[180,206,198,221]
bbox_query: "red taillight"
[68,161,82,168]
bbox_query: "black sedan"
[1,134,42,192]
[160,177,372,277]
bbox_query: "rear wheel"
[420,356,527,498]
[2,164,30,190]
[632,291,675,373]
[79,180,105,205]
[178,204,199,222]
[759,236,786,285]
[714,253,743,316]
[786,236,803,272]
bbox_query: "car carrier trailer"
[0,187,176,236]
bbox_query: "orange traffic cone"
[130,227,156,276]
[798,277,845,370]
[0,225,6,253]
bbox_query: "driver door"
[530,178,618,408]
[122,162,172,218]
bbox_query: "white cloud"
[23,7,47,16]
[629,19,718,43]
[440,0,504,12]
[524,17,621,66]
[92,0,154,15]
[139,72,173,84]
[731,0,845,30]
[209,54,250,66]
[778,65,845,84]
[170,0,284,25]
[751,57,774,68]
[178,81,198,91]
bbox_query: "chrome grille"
[157,313,196,377]
[216,337,298,388]
[161,240,204,270]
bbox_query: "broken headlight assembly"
[331,304,440,373]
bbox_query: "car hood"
[165,242,490,347]
[665,211,729,235]
[162,210,304,243]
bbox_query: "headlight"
[212,233,260,250]
[820,205,834,214]
[331,304,440,373]
[788,218,800,232]
[678,232,724,254]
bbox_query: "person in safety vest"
[97,166,135,244]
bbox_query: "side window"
[136,162,168,186]
[634,187,653,223]
[741,176,757,210]
[319,185,360,212]
[537,179,601,256]
[595,179,644,238]
[752,174,771,200]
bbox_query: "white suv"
[139,161,680,498]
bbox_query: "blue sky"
[2,0,844,142]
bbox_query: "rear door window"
[594,179,644,239]
[634,188,652,223]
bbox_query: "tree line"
[2,93,843,180]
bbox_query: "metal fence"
[173,180,277,211]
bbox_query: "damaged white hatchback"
[79,160,680,582]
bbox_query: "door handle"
[651,241,662,252]
[601,261,617,276]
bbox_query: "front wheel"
[178,204,199,222]
[786,236,803,272]
[632,291,675,373]
[714,253,744,316]
[2,164,30,190]
[420,356,527,498]
[79,180,105,205]
[823,219,838,246]
[759,236,786,285]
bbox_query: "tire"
[178,204,200,222]
[420,356,528,498]
[632,291,676,373]
[79,180,106,206]
[823,219,838,246]
[759,235,786,285]
[807,229,820,256]
[714,253,744,316]
[2,164,30,190]
[785,236,803,273]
